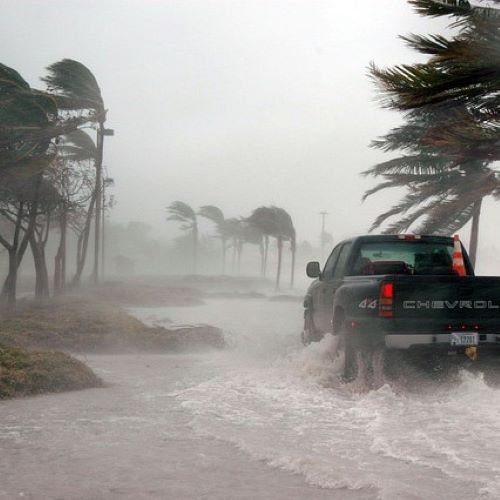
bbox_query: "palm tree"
[42,59,109,284]
[269,207,296,289]
[247,206,296,289]
[247,207,278,278]
[367,2,500,264]
[198,205,228,273]
[166,201,198,273]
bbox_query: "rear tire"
[339,322,386,385]
[340,322,359,382]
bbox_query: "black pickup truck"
[303,234,500,379]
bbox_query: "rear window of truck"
[349,240,457,276]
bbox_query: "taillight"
[379,282,394,318]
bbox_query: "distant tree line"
[0,59,112,307]
[365,0,500,266]
[166,202,296,289]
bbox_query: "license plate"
[450,332,478,346]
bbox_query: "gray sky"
[2,0,499,271]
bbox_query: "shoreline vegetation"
[0,280,230,400]
[0,276,301,400]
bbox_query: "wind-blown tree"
[247,206,296,289]
[166,201,199,273]
[270,207,296,289]
[198,205,229,273]
[246,207,277,278]
[42,59,108,284]
[367,0,500,264]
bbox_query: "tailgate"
[392,276,500,321]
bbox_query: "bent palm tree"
[246,207,278,278]
[269,207,296,289]
[166,201,198,273]
[247,206,295,289]
[43,59,108,283]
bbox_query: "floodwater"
[2,298,500,499]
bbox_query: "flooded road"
[2,298,500,499]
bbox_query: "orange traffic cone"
[452,234,466,276]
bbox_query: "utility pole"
[101,177,106,279]
[319,211,328,260]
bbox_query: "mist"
[3,1,500,499]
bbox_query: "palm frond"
[59,129,97,162]
[408,0,472,18]
[42,59,104,113]
[198,205,224,225]
[362,154,451,177]
[166,201,197,226]
[400,33,453,55]
[417,197,476,234]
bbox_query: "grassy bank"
[0,297,224,353]
[0,293,224,399]
[0,344,102,399]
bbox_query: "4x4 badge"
[359,299,377,309]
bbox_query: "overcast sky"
[2,0,499,272]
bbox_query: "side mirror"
[306,261,321,279]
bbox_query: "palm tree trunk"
[263,235,269,277]
[222,237,226,274]
[192,224,198,274]
[259,239,264,276]
[275,237,283,290]
[469,199,482,267]
[232,237,237,274]
[59,210,67,291]
[290,237,296,289]
[72,190,96,286]
[92,123,104,284]
[237,241,243,275]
